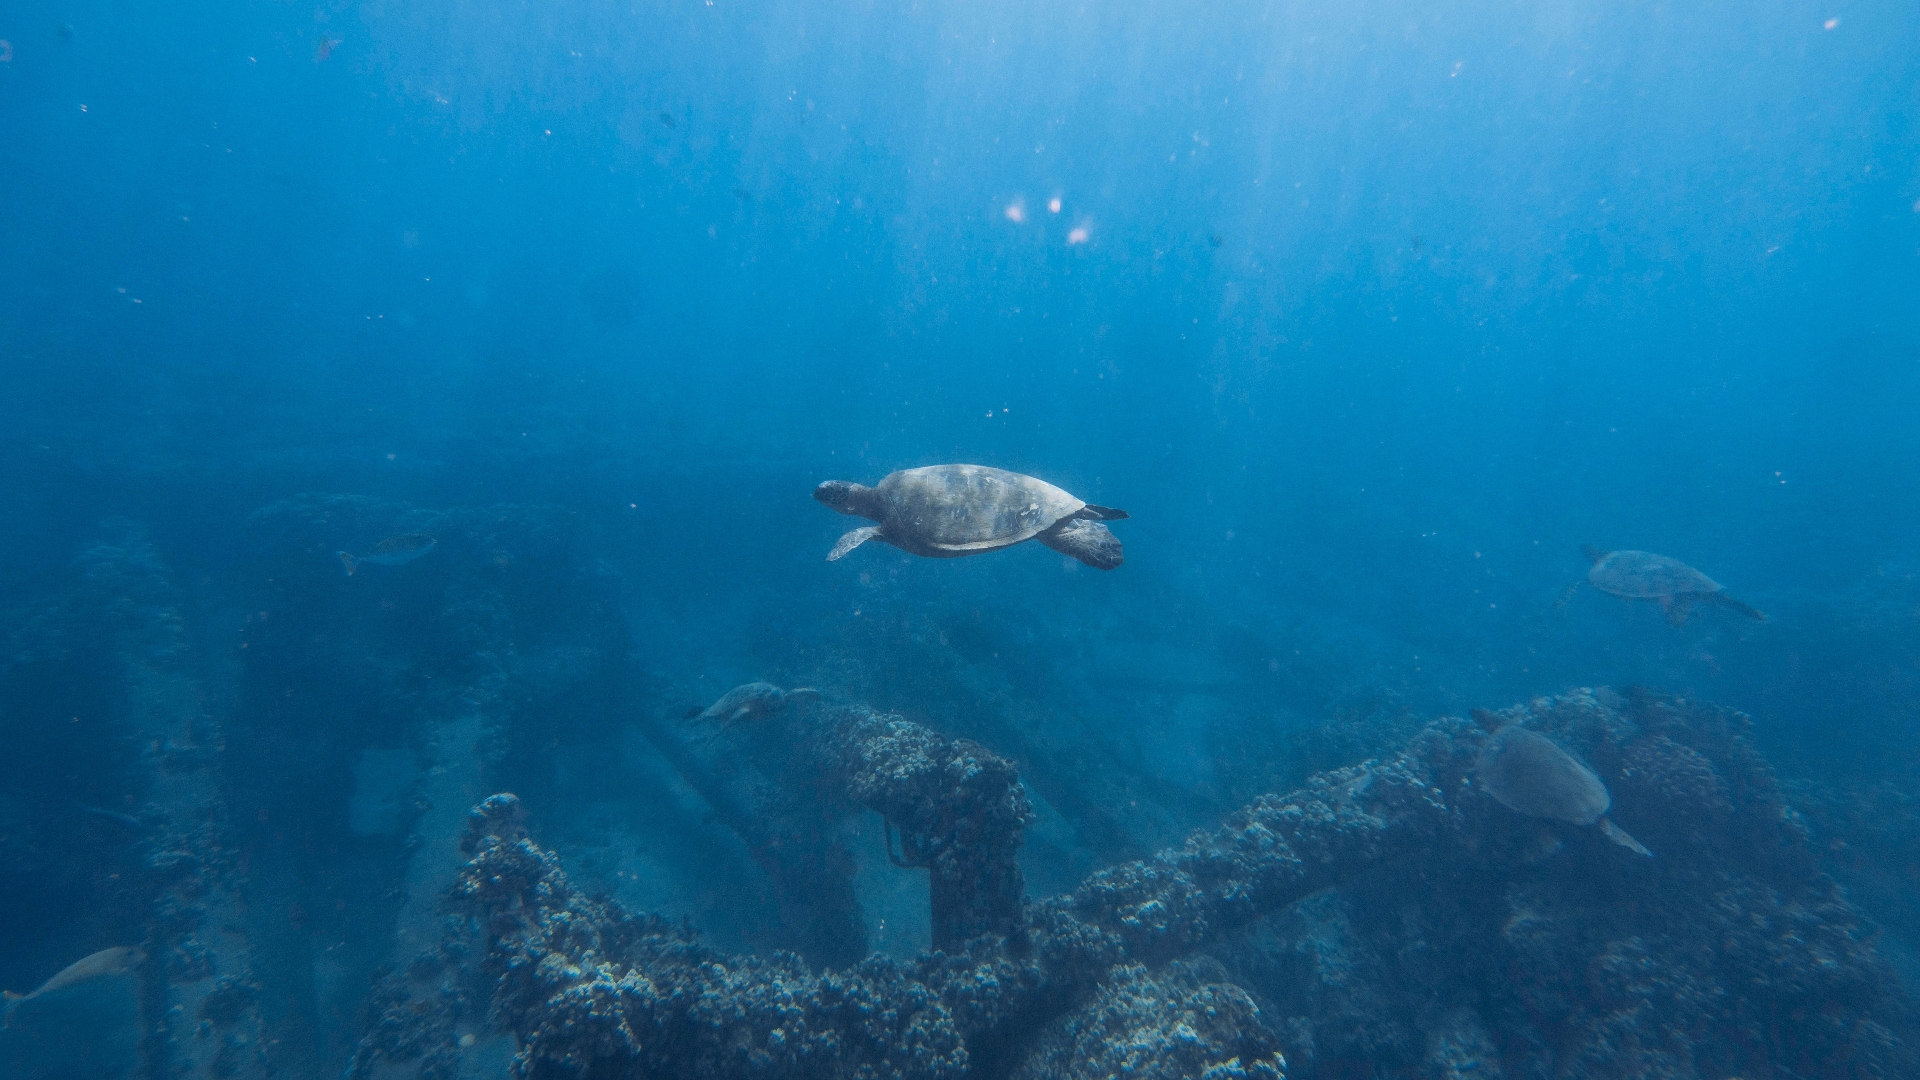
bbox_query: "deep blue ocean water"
[2,0,1918,1077]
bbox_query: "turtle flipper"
[1709,592,1768,622]
[1664,597,1693,627]
[1553,581,1583,610]
[1600,817,1653,857]
[1041,518,1123,569]
[828,526,881,561]
[1080,504,1129,521]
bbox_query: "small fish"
[3,946,144,1028]
[659,111,675,128]
[315,35,340,62]
[338,533,436,576]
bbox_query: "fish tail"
[337,552,358,576]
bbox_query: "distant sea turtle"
[1559,547,1766,626]
[3,946,144,1028]
[1471,710,1652,857]
[338,534,437,576]
[814,465,1128,570]
[685,682,821,729]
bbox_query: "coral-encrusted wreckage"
[351,690,1918,1080]
[3,501,1914,1080]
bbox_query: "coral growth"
[454,794,969,1079]
[1008,960,1286,1080]
[815,705,1035,947]
[353,689,1917,1080]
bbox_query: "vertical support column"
[73,529,272,1080]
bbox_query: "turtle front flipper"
[1709,592,1768,622]
[1079,504,1129,521]
[1663,596,1694,627]
[1041,518,1123,570]
[828,526,882,561]
[1553,580,1583,610]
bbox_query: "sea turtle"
[685,682,821,729]
[1470,709,1652,857]
[3,946,144,1029]
[337,533,437,576]
[1560,547,1766,626]
[814,465,1128,570]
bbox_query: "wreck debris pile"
[454,794,969,1080]
[815,705,1035,948]
[1213,688,1918,1079]
[1006,960,1286,1080]
[355,688,1918,1079]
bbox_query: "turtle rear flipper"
[828,526,881,561]
[1709,592,1768,622]
[1042,518,1123,569]
[1600,817,1653,857]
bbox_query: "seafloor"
[1,500,1914,1080]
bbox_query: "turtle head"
[814,480,884,521]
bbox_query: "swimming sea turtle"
[1559,547,1766,626]
[1470,710,1652,857]
[3,946,145,1029]
[685,682,821,729]
[337,533,436,576]
[814,465,1128,569]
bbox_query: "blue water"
[2,0,1917,1076]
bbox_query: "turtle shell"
[1478,726,1611,826]
[1589,550,1722,600]
[699,682,783,722]
[875,465,1087,554]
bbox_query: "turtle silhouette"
[1471,710,1652,857]
[1559,547,1766,626]
[683,682,821,730]
[814,465,1128,569]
